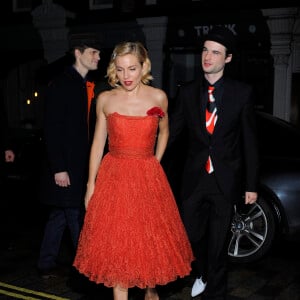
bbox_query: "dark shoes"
[38,266,69,279]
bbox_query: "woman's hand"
[85,182,95,209]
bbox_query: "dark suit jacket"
[168,75,259,204]
[0,102,12,155]
[40,66,90,208]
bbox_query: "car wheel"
[228,196,276,263]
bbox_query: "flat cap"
[69,33,102,51]
[203,26,236,54]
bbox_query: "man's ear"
[74,48,81,59]
[225,54,232,64]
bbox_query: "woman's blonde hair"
[106,41,153,88]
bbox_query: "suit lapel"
[214,77,233,136]
[195,80,207,132]
[193,79,210,137]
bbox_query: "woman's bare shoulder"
[97,89,119,104]
[145,85,167,100]
[98,89,115,99]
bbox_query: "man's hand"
[5,150,15,162]
[54,172,70,187]
[245,191,257,205]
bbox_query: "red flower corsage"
[147,106,165,118]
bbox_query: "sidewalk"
[0,179,300,299]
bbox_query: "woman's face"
[115,53,144,91]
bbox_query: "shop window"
[13,0,32,12]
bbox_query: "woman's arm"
[155,90,169,162]
[85,91,109,208]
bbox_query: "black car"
[228,111,300,263]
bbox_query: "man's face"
[201,40,232,75]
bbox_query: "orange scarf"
[86,81,95,120]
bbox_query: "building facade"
[1,1,299,129]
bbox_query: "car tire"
[228,196,276,263]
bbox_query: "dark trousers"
[182,174,233,300]
[37,207,83,270]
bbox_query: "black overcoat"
[40,66,90,207]
[0,102,11,154]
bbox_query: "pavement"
[0,178,300,300]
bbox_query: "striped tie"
[205,86,217,173]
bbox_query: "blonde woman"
[73,41,194,300]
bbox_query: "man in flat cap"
[37,33,101,278]
[168,26,259,299]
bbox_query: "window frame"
[89,0,113,10]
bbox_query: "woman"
[73,41,194,300]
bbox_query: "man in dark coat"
[168,26,259,299]
[37,33,101,278]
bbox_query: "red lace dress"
[73,111,194,289]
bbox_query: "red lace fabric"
[73,111,194,289]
